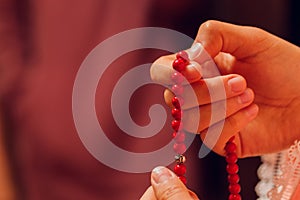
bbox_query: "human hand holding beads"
[151,50,257,157]
[151,20,300,158]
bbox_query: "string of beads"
[171,51,189,184]
[170,50,241,200]
[225,136,241,200]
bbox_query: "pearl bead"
[255,180,273,197]
[257,163,273,180]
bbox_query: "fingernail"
[238,89,253,104]
[228,76,245,93]
[152,166,173,184]
[185,63,202,81]
[246,104,259,117]
[187,43,203,60]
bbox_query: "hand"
[140,166,199,200]
[151,20,300,157]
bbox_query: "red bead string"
[225,136,241,200]
[171,51,189,184]
[171,51,242,199]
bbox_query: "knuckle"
[250,26,266,35]
[227,115,239,129]
[199,20,220,33]
[150,55,173,83]
[158,184,184,200]
[183,110,202,133]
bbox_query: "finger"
[150,54,202,85]
[140,186,156,200]
[150,43,222,86]
[195,20,270,60]
[188,190,200,200]
[199,103,259,157]
[183,88,255,133]
[151,166,196,200]
[214,52,237,75]
[165,74,247,109]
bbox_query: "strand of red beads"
[171,51,242,199]
[171,51,189,185]
[225,136,241,200]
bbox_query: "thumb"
[151,166,198,200]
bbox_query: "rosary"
[170,50,241,200]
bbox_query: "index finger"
[150,54,202,86]
[195,20,271,60]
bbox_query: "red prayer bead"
[229,184,241,194]
[171,119,182,131]
[171,84,184,95]
[171,108,182,120]
[228,174,240,184]
[228,194,241,200]
[171,96,184,109]
[226,153,238,164]
[174,164,186,176]
[228,136,235,142]
[226,164,239,174]
[173,132,185,143]
[172,132,177,138]
[176,51,189,61]
[178,175,187,184]
[225,142,237,153]
[172,58,188,72]
[171,72,184,84]
[173,143,186,154]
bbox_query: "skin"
[151,20,300,158]
[142,20,300,199]
[140,166,199,200]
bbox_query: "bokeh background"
[1,0,299,199]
